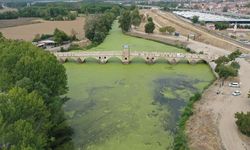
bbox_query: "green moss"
[64,63,214,150]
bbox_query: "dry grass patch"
[0,17,85,41]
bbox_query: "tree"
[215,56,230,65]
[0,38,72,149]
[147,17,153,22]
[0,11,19,20]
[159,27,167,34]
[53,28,70,44]
[230,61,240,69]
[145,17,155,33]
[119,10,132,32]
[215,22,229,30]
[131,8,141,27]
[192,16,199,24]
[228,50,242,61]
[216,65,238,79]
[110,5,120,16]
[235,112,250,137]
[166,26,176,34]
[0,87,50,149]
[84,11,116,44]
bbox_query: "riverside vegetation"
[0,33,73,149]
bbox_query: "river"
[64,62,214,150]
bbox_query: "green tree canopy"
[192,16,199,23]
[215,22,229,30]
[235,112,250,137]
[145,17,155,33]
[0,38,72,149]
[119,10,132,32]
[53,28,70,44]
[0,87,50,149]
[85,10,116,44]
[131,8,141,27]
[166,26,176,34]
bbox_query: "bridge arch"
[84,56,100,63]
[154,57,170,63]
[130,56,148,63]
[106,56,123,63]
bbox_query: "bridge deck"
[53,51,217,64]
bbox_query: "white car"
[229,82,240,88]
[232,90,241,96]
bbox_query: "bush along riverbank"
[173,93,202,150]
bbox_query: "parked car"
[229,82,240,88]
[232,90,241,96]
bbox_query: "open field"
[88,21,185,52]
[0,18,42,28]
[0,17,85,41]
[141,9,249,52]
[0,7,17,13]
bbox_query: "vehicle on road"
[229,82,240,88]
[232,90,241,96]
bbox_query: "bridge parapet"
[53,51,217,64]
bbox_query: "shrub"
[215,22,229,30]
[191,16,199,23]
[166,26,176,34]
[235,112,250,137]
[230,61,240,69]
[145,17,155,33]
[173,93,201,150]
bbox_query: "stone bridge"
[54,50,217,64]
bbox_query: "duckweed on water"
[64,63,214,150]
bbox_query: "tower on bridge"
[122,45,130,64]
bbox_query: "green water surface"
[64,63,214,150]
[77,21,186,52]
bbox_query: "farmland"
[0,17,85,41]
[0,17,41,28]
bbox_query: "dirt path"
[131,26,250,150]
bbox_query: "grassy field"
[88,21,186,52]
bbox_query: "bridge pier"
[188,59,197,64]
[169,59,177,64]
[59,58,67,63]
[76,58,84,63]
[145,57,156,64]
[98,56,108,64]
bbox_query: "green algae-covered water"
[64,62,215,150]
